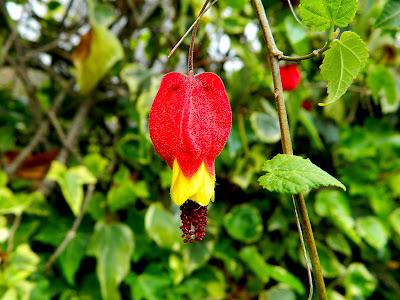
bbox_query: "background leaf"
[89,222,134,300]
[375,0,400,29]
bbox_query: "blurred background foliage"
[0,0,400,299]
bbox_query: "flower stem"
[251,1,327,299]
[188,0,210,74]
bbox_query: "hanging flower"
[149,71,232,242]
[280,64,301,91]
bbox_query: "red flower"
[280,64,301,91]
[149,71,232,242]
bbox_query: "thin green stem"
[252,1,327,299]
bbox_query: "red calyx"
[149,72,232,177]
[280,64,301,91]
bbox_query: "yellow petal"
[170,160,215,206]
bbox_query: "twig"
[286,0,303,25]
[60,0,75,27]
[11,62,80,159]
[279,42,330,61]
[168,0,217,59]
[40,95,96,196]
[5,123,49,177]
[5,87,69,177]
[44,184,95,273]
[6,213,22,253]
[0,26,18,65]
[252,1,327,299]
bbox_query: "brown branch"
[5,87,69,177]
[40,95,96,196]
[252,1,327,299]
[11,61,80,159]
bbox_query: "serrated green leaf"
[320,31,368,105]
[366,64,397,105]
[299,0,358,31]
[90,222,134,300]
[258,154,345,194]
[375,0,400,29]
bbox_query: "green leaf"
[355,216,388,250]
[121,63,152,96]
[126,272,171,300]
[366,64,397,105]
[317,244,344,278]
[315,190,361,245]
[83,153,109,178]
[144,203,181,251]
[182,240,215,275]
[107,181,137,212]
[375,0,400,29]
[0,170,8,187]
[72,25,123,95]
[4,244,40,284]
[223,204,263,243]
[343,263,377,298]
[46,162,96,216]
[320,31,369,105]
[239,246,304,294]
[90,222,134,300]
[59,231,91,285]
[389,208,400,236]
[0,189,44,215]
[284,16,309,55]
[258,154,345,194]
[88,0,116,27]
[326,233,351,256]
[260,285,296,300]
[250,111,281,144]
[298,110,323,150]
[299,0,358,31]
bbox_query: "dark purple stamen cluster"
[180,200,208,243]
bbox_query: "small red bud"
[301,100,313,111]
[280,64,301,91]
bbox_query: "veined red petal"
[149,72,232,177]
